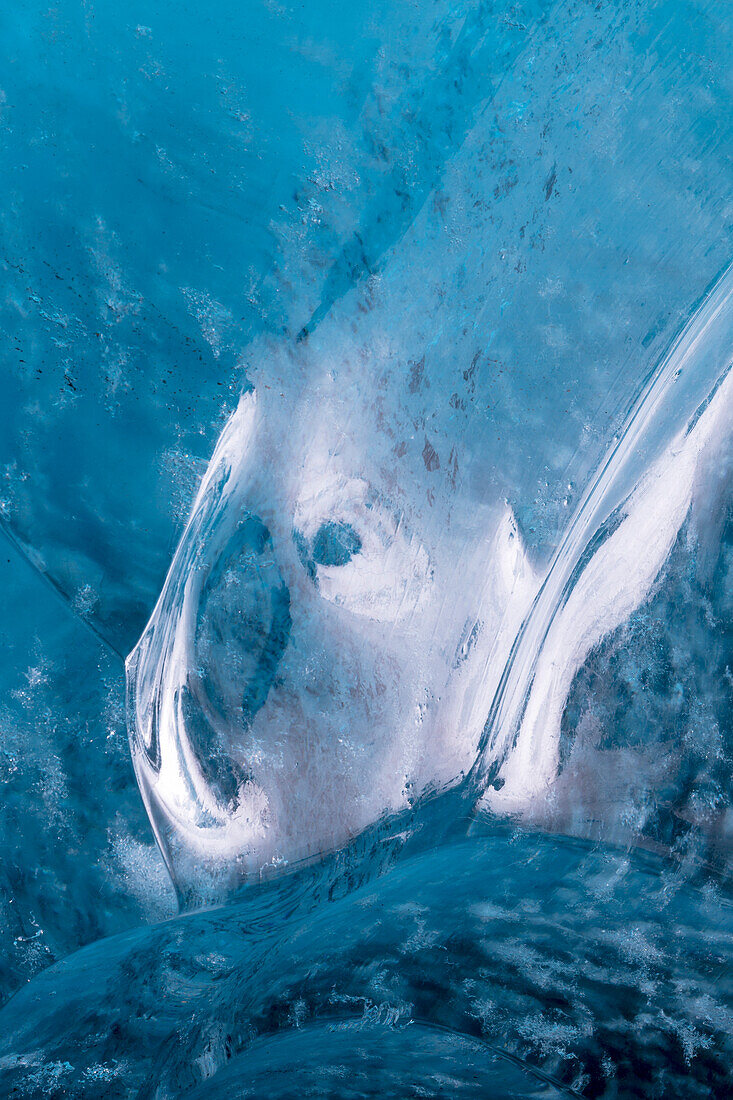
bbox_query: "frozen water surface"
[0,0,731,1096]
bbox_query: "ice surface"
[0,0,731,1095]
[480,265,733,815]
[1,825,732,1097]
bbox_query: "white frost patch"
[110,831,177,920]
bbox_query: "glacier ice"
[0,0,731,1094]
[128,265,733,901]
[126,380,540,897]
[481,265,733,814]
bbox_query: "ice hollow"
[126,366,538,898]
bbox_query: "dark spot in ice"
[422,438,440,472]
[311,521,362,567]
[192,514,293,810]
[544,163,557,201]
[408,357,426,394]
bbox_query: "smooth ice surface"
[0,0,731,1096]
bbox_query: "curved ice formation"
[126,374,538,897]
[127,266,732,898]
[476,265,733,815]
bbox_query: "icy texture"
[0,0,731,1095]
[479,267,733,815]
[127,267,733,900]
[126,386,538,895]
[0,517,175,1009]
[1,824,732,1098]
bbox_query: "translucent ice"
[128,262,733,900]
[1,0,732,1094]
[126,379,539,895]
